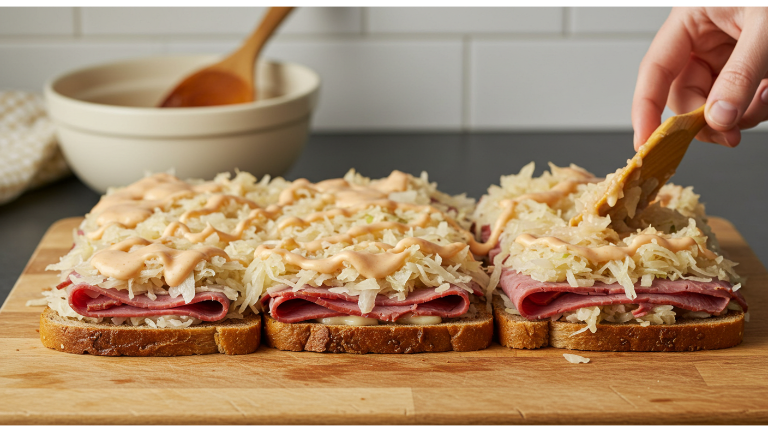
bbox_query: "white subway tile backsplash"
[0,42,162,92]
[0,7,74,36]
[470,39,652,130]
[81,7,362,36]
[164,40,239,55]
[368,7,562,34]
[262,39,464,131]
[570,7,670,34]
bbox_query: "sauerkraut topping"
[475,162,741,302]
[566,304,677,335]
[515,231,717,263]
[45,169,484,326]
[240,170,484,315]
[467,166,598,256]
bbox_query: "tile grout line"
[361,6,369,35]
[462,35,471,131]
[73,7,81,38]
[0,32,660,45]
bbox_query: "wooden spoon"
[569,104,706,226]
[158,7,294,108]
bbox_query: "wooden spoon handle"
[638,104,705,158]
[636,103,705,187]
[221,7,295,81]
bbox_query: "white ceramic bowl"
[44,55,320,193]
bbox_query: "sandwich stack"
[474,162,747,351]
[37,169,493,355]
[34,162,749,355]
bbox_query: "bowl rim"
[43,54,321,116]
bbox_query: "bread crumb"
[563,353,590,364]
[25,298,48,307]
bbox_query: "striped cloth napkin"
[0,91,70,205]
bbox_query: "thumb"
[706,9,768,132]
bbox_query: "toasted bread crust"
[493,297,745,352]
[263,308,494,354]
[493,297,549,349]
[39,307,261,356]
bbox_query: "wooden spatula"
[569,104,706,226]
[158,7,294,108]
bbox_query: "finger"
[632,8,694,150]
[633,97,664,152]
[738,77,768,129]
[668,56,740,147]
[706,8,768,131]
[668,54,713,113]
[695,125,742,147]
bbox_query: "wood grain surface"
[1,216,767,425]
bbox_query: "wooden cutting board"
[1,216,767,425]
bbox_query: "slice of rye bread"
[492,297,745,352]
[39,307,261,356]
[263,306,494,354]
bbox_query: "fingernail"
[712,132,732,147]
[633,130,640,147]
[708,100,739,128]
[762,87,768,104]
[713,135,727,147]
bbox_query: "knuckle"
[641,61,678,87]
[695,128,716,144]
[718,65,758,92]
[637,95,666,116]
[739,109,768,130]
[690,55,714,75]
[739,117,758,129]
[679,83,708,99]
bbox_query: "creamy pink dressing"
[470,177,596,255]
[179,194,260,223]
[89,237,229,287]
[254,237,468,279]
[515,233,717,263]
[90,173,221,228]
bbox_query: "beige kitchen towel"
[0,91,70,204]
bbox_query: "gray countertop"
[1,131,766,304]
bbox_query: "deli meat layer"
[68,283,230,321]
[500,268,748,320]
[263,284,482,323]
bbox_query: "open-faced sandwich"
[36,171,291,356]
[473,162,747,351]
[253,169,493,353]
[34,169,493,355]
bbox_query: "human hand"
[632,7,768,150]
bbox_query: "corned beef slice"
[56,279,73,290]
[68,283,229,321]
[499,268,747,320]
[265,285,476,323]
[632,302,656,318]
[480,225,501,262]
